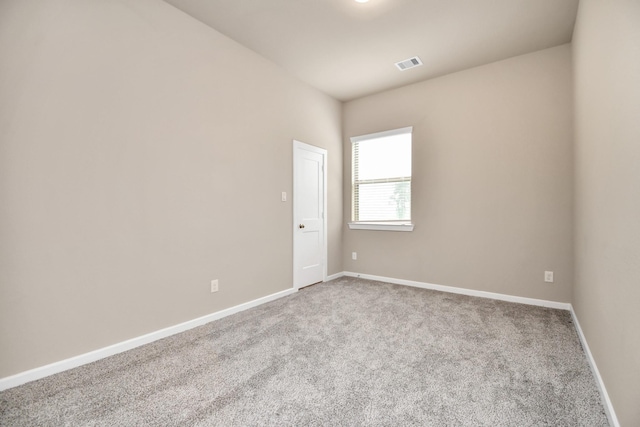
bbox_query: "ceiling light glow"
[355,0,369,3]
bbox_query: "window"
[349,126,414,231]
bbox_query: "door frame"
[293,140,328,289]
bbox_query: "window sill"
[348,222,414,232]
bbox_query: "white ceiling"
[163,0,579,101]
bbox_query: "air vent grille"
[395,56,423,71]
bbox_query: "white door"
[293,140,327,289]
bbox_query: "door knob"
[299,224,305,229]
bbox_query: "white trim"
[342,271,571,310]
[0,287,297,392]
[348,222,414,232]
[350,126,413,143]
[335,272,617,423]
[2,273,618,426]
[570,305,620,427]
[292,140,328,288]
[325,271,345,281]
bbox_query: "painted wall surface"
[572,1,640,425]
[343,45,574,303]
[0,0,342,377]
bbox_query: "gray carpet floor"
[0,277,609,426]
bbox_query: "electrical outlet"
[544,271,554,283]
[352,252,357,260]
[211,279,219,293]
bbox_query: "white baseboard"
[569,306,620,427]
[341,271,571,310]
[331,271,617,425]
[0,287,297,392]
[325,272,344,281]
[2,273,619,427]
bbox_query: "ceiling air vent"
[395,56,423,71]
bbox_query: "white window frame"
[348,126,414,232]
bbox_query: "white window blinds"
[351,127,412,222]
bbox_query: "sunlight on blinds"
[352,127,412,222]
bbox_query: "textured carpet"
[0,277,609,426]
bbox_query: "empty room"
[0,0,638,425]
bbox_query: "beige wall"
[343,45,574,303]
[573,1,640,425]
[0,0,342,378]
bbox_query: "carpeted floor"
[0,277,609,426]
